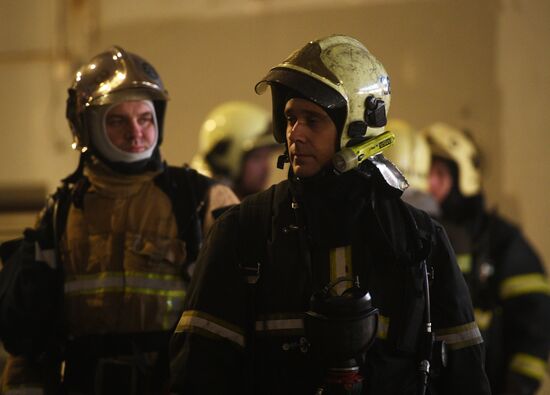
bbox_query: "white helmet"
[385,119,431,192]
[191,101,276,181]
[255,34,391,150]
[422,122,481,196]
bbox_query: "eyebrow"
[106,110,153,118]
[284,108,328,118]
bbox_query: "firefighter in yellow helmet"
[192,101,280,199]
[0,46,238,394]
[424,123,550,395]
[170,35,490,394]
[384,119,440,217]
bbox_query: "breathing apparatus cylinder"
[305,278,379,394]
[332,131,395,174]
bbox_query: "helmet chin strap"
[89,100,159,163]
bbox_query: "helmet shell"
[385,119,431,192]
[192,101,276,181]
[422,122,481,196]
[66,46,169,151]
[256,34,391,149]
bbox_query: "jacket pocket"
[124,232,187,273]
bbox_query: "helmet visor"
[256,67,346,110]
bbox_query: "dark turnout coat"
[442,199,550,395]
[170,171,491,394]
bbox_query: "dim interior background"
[0,0,549,391]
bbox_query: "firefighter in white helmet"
[170,35,490,394]
[384,119,440,216]
[192,101,280,199]
[0,46,238,394]
[424,123,550,395]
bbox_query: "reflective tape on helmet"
[175,310,245,348]
[255,312,305,336]
[509,353,548,381]
[500,273,550,300]
[435,322,483,350]
[34,242,56,269]
[64,271,186,297]
[5,386,45,395]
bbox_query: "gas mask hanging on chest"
[305,277,379,394]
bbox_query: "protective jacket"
[170,169,491,394]
[0,159,238,395]
[441,196,550,395]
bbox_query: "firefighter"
[0,46,238,394]
[191,101,281,199]
[384,119,440,217]
[169,35,491,394]
[424,122,550,395]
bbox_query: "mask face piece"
[88,99,159,163]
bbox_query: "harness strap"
[154,165,214,265]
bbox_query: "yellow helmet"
[422,122,481,196]
[191,101,277,181]
[255,34,391,150]
[66,46,169,152]
[384,119,431,192]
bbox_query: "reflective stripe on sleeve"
[500,273,550,300]
[64,271,186,297]
[5,387,45,395]
[434,321,483,350]
[34,242,56,269]
[175,310,245,348]
[509,353,548,381]
[255,313,304,336]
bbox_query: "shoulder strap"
[237,184,277,272]
[236,181,291,284]
[389,200,437,355]
[236,182,286,393]
[398,201,442,390]
[52,182,76,249]
[154,165,214,263]
[401,201,436,265]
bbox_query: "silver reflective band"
[255,318,304,332]
[435,322,483,350]
[34,242,56,269]
[6,388,45,395]
[176,311,245,347]
[64,271,185,295]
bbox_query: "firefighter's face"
[284,98,338,178]
[238,146,275,197]
[105,101,157,153]
[428,157,454,204]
